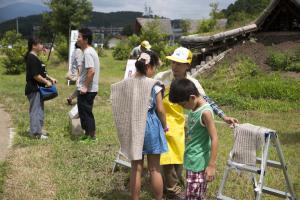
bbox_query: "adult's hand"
[80,86,87,94]
[223,116,239,125]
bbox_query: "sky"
[0,0,236,19]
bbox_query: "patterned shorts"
[186,170,207,200]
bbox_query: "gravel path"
[0,104,11,161]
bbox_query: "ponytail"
[135,50,160,75]
[24,36,41,61]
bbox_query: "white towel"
[231,123,275,166]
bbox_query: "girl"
[111,51,168,200]
[24,36,57,139]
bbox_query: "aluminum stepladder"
[217,130,297,200]
[112,149,131,173]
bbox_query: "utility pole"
[16,17,19,34]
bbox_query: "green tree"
[0,30,27,74]
[180,20,191,35]
[43,0,93,40]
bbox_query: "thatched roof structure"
[135,18,173,35]
[180,0,300,54]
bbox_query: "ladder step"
[256,158,283,169]
[262,186,292,198]
[216,194,235,200]
[228,160,261,174]
[115,158,131,168]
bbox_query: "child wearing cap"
[154,47,238,199]
[130,40,152,59]
[169,78,218,200]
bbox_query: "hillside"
[0,11,142,37]
[0,2,49,23]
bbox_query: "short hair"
[169,78,200,103]
[79,28,93,45]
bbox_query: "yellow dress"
[155,70,206,165]
[160,87,185,165]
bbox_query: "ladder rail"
[273,134,297,200]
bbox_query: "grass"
[0,50,299,199]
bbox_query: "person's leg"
[174,164,184,186]
[77,93,88,135]
[162,164,184,199]
[27,92,44,136]
[84,92,97,138]
[130,159,143,200]
[147,154,163,200]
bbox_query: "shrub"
[266,50,300,72]
[112,42,130,60]
[0,31,27,74]
[55,35,68,61]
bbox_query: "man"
[76,28,100,141]
[130,40,151,59]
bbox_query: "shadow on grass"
[279,131,300,145]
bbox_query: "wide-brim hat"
[140,40,151,50]
[166,47,192,64]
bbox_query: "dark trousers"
[77,92,97,135]
[27,92,44,135]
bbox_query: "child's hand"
[205,165,216,182]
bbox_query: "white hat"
[166,47,192,64]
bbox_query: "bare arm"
[155,91,167,129]
[202,110,218,182]
[34,75,52,87]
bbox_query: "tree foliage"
[113,19,178,65]
[222,0,270,27]
[43,0,93,38]
[180,20,191,35]
[0,30,27,74]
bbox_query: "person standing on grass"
[24,36,57,139]
[76,28,100,142]
[130,40,152,59]
[154,47,238,199]
[169,78,218,200]
[111,51,168,200]
[66,42,83,105]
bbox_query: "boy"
[169,78,218,200]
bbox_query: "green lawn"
[0,50,299,199]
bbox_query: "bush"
[266,50,300,72]
[112,42,130,60]
[55,35,68,61]
[197,19,216,33]
[0,31,27,74]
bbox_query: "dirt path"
[0,104,11,161]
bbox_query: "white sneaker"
[40,135,48,140]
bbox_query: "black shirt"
[25,53,47,95]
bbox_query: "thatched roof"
[136,18,173,35]
[180,0,300,53]
[255,0,300,31]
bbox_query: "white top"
[78,46,100,92]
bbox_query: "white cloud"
[0,0,236,19]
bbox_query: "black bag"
[39,85,58,101]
